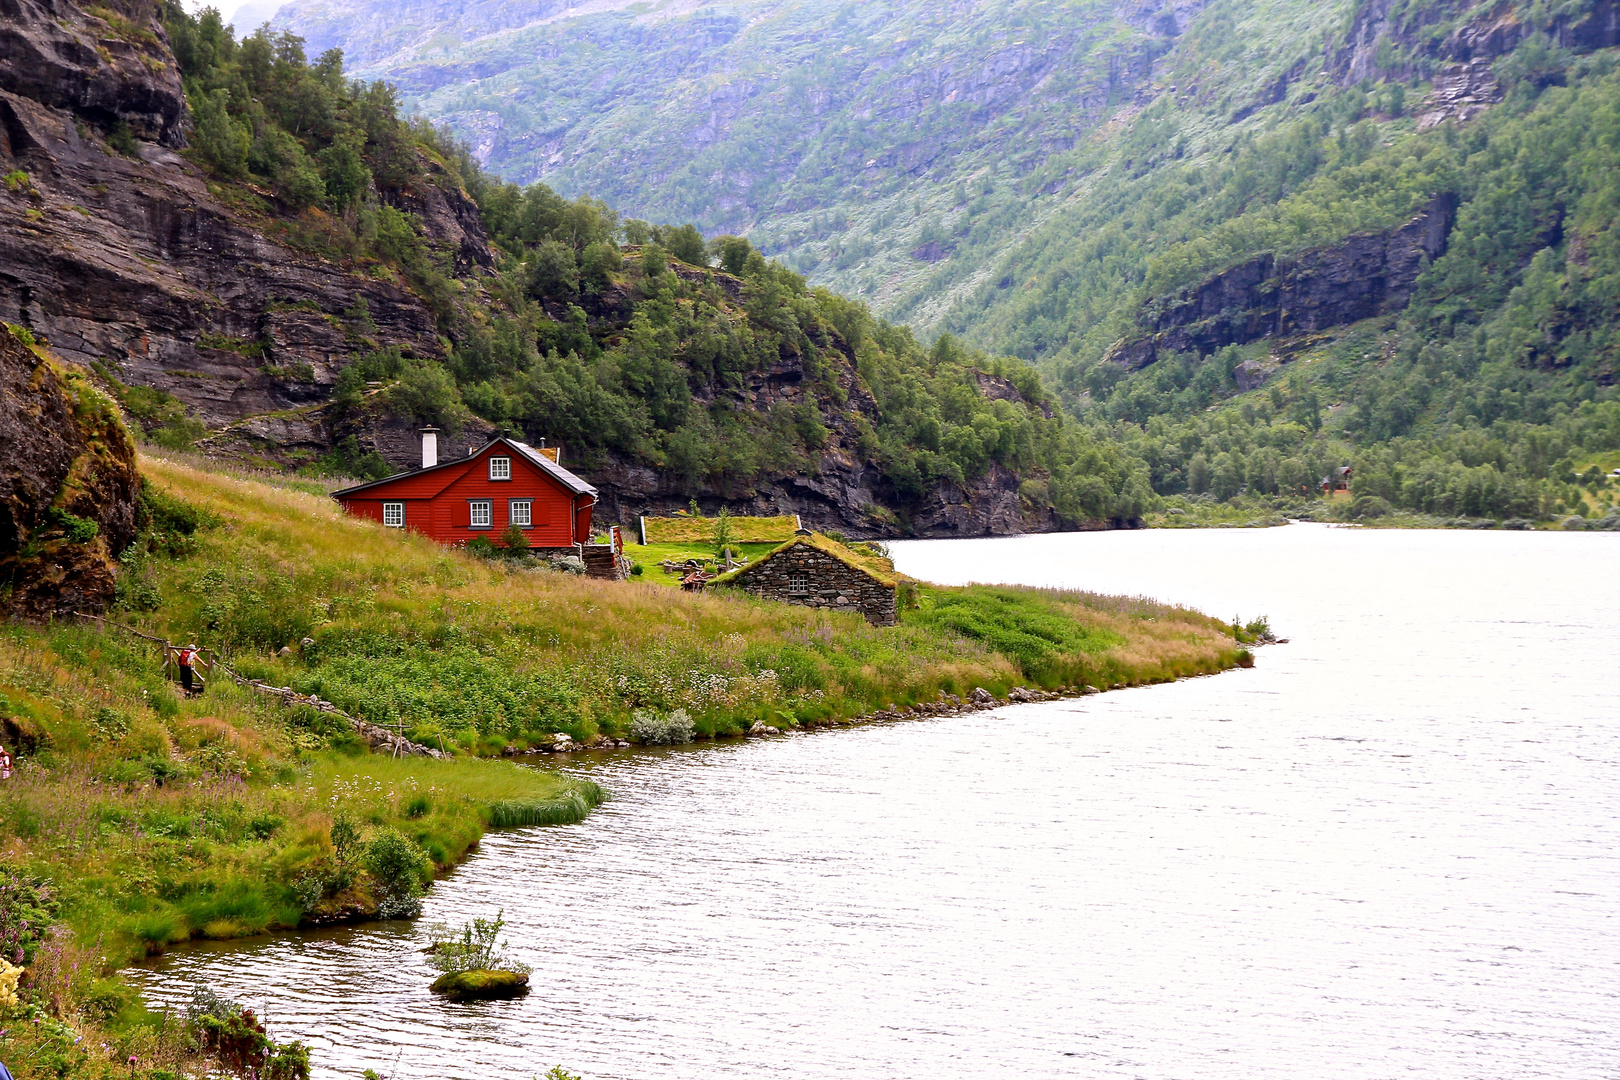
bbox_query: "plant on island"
[426,910,532,1000]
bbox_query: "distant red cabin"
[333,434,597,550]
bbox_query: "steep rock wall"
[0,0,186,146]
[1108,194,1457,371]
[1335,0,1620,128]
[0,0,487,432]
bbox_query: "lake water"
[126,524,1620,1079]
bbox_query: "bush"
[579,241,622,293]
[191,88,249,178]
[48,507,99,543]
[527,239,579,297]
[189,985,311,1080]
[629,708,694,745]
[0,865,57,965]
[1348,495,1392,519]
[641,242,667,279]
[364,828,431,919]
[499,522,529,554]
[386,360,466,431]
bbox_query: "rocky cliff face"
[1335,0,1620,129]
[0,326,139,618]
[1108,194,1458,373]
[0,0,186,146]
[0,0,482,436]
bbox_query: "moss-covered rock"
[429,969,530,1001]
[0,325,139,619]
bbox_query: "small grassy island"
[425,912,532,1002]
[0,454,1250,1077]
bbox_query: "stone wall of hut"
[729,545,896,626]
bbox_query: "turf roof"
[709,532,901,589]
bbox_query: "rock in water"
[429,969,530,1001]
[0,328,138,618]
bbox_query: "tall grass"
[486,785,605,828]
[908,584,1247,688]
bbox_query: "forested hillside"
[269,0,1620,524]
[0,0,1152,538]
[932,0,1620,522]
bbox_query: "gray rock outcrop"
[1107,194,1458,372]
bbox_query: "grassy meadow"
[0,452,1248,1079]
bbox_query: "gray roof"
[508,439,597,496]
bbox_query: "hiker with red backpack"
[177,643,200,695]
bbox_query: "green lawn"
[625,541,783,587]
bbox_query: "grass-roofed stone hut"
[713,528,898,626]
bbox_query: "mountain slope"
[271,0,1214,314]
[0,0,1150,537]
[269,0,1620,522]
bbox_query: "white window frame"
[469,499,492,529]
[383,501,404,528]
[488,456,512,481]
[788,575,809,595]
[509,499,532,528]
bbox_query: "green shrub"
[107,119,139,157]
[0,865,58,965]
[579,240,622,293]
[425,909,530,976]
[364,828,431,918]
[47,507,99,543]
[385,359,466,431]
[499,522,529,553]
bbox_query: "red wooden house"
[333,431,597,550]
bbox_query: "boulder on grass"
[429,969,530,1001]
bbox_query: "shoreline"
[122,661,1259,971]
[0,460,1254,1080]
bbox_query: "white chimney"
[421,426,440,469]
